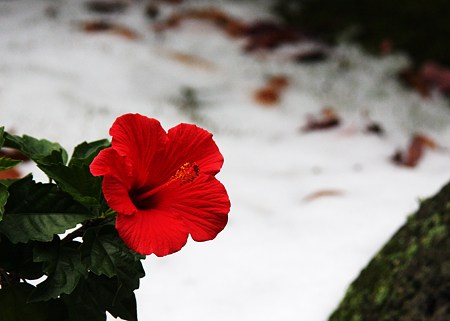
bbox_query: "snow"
[1,1,450,320]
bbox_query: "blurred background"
[0,0,449,320]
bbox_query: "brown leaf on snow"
[301,107,341,132]
[391,133,438,167]
[267,75,290,90]
[164,50,216,70]
[80,20,140,40]
[420,62,450,94]
[254,86,281,106]
[253,74,290,106]
[398,67,430,97]
[153,7,246,36]
[293,49,328,64]
[365,122,385,136]
[302,189,345,202]
[242,20,304,52]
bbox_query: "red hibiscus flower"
[90,113,230,256]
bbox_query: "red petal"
[157,174,230,242]
[165,124,224,177]
[109,113,169,186]
[90,148,137,215]
[102,175,137,215]
[116,208,189,256]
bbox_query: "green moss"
[374,284,389,305]
[328,181,450,321]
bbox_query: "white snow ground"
[1,1,450,320]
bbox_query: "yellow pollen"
[172,162,200,185]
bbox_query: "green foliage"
[68,139,110,167]
[3,132,68,166]
[0,283,49,321]
[0,130,145,321]
[0,184,8,220]
[0,176,94,243]
[0,157,22,171]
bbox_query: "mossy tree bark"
[329,182,450,321]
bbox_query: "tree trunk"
[329,182,450,321]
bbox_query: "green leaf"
[0,283,49,321]
[36,139,110,212]
[69,139,110,167]
[31,239,87,302]
[0,127,4,148]
[81,225,144,285]
[3,132,68,165]
[38,163,104,210]
[0,176,94,243]
[0,183,8,221]
[63,273,138,321]
[0,157,22,171]
[0,235,44,280]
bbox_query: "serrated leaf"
[0,157,22,171]
[63,273,138,321]
[38,163,104,210]
[30,239,87,302]
[0,283,49,321]
[36,139,110,212]
[0,183,8,221]
[3,132,68,165]
[81,225,144,285]
[0,236,44,280]
[69,139,110,167]
[0,176,94,243]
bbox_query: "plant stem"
[61,215,115,244]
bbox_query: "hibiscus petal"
[165,124,224,177]
[116,208,189,256]
[90,148,136,215]
[102,175,137,215]
[109,113,169,186]
[90,147,128,176]
[157,174,230,242]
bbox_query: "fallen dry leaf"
[303,189,345,202]
[253,74,290,106]
[253,86,280,106]
[267,75,290,90]
[301,107,341,132]
[365,122,385,136]
[164,50,216,70]
[80,20,140,40]
[153,7,244,36]
[420,62,450,94]
[392,133,438,167]
[398,67,430,97]
[293,49,328,63]
[242,20,304,52]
